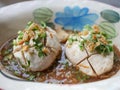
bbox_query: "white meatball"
[13,24,61,71]
[65,35,114,76]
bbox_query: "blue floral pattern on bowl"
[55,6,98,31]
[33,6,119,36]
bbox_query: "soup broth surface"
[0,37,120,84]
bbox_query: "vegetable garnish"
[26,21,34,29]
[13,22,47,58]
[40,21,47,29]
[67,25,113,55]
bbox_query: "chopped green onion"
[40,32,46,38]
[17,31,24,41]
[95,44,113,55]
[14,71,21,76]
[3,50,10,55]
[33,35,46,58]
[81,74,90,81]
[27,60,30,67]
[37,42,43,47]
[68,35,78,45]
[46,22,55,29]
[83,24,93,31]
[25,41,29,45]
[13,40,17,46]
[32,27,39,31]
[38,50,46,58]
[40,21,46,28]
[68,38,73,45]
[18,31,23,35]
[79,44,84,51]
[64,62,69,69]
[26,21,33,28]
[28,75,35,81]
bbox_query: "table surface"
[0,0,120,8]
[96,0,120,7]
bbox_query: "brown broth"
[0,37,120,84]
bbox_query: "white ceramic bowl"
[0,0,120,90]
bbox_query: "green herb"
[79,44,84,51]
[79,25,113,55]
[25,41,29,45]
[18,30,23,35]
[28,75,35,81]
[75,71,82,81]
[46,22,55,29]
[21,64,28,69]
[3,54,13,61]
[26,21,33,29]
[40,32,46,38]
[13,40,17,46]
[33,34,47,58]
[32,26,39,31]
[6,66,13,71]
[28,21,33,26]
[17,31,24,41]
[68,38,73,45]
[37,42,43,47]
[38,50,46,57]
[76,75,81,81]
[95,44,113,55]
[14,70,21,76]
[4,50,9,55]
[107,40,112,44]
[27,60,31,67]
[3,56,9,61]
[33,39,43,48]
[83,24,93,31]
[18,59,30,69]
[37,72,41,77]
[79,38,87,51]
[81,74,90,82]
[75,70,90,82]
[68,36,78,45]
[64,62,69,69]
[40,21,47,28]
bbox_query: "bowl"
[0,0,120,90]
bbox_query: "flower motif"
[55,6,98,31]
